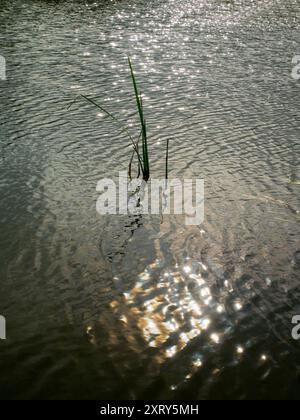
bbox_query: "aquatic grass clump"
[69,57,169,182]
[128,57,150,181]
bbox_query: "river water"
[0,0,300,400]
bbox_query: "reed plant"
[69,58,169,182]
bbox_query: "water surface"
[0,0,300,400]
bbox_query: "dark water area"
[0,0,300,400]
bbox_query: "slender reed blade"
[129,130,143,179]
[76,94,145,173]
[165,139,169,180]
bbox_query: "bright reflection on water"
[99,253,259,392]
[0,0,300,400]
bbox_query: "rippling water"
[1,0,300,400]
